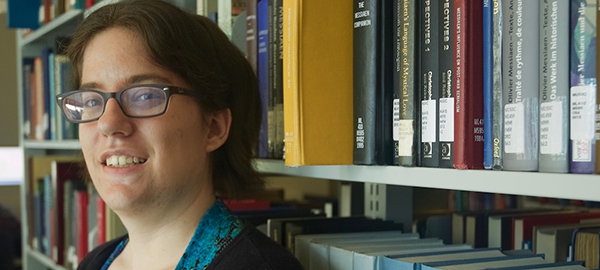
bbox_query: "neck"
[114,185,216,269]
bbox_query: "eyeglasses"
[56,84,205,123]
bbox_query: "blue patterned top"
[100,199,244,270]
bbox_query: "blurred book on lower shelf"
[27,156,126,270]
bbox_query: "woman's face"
[79,27,214,214]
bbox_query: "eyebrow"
[79,74,174,90]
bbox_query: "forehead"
[80,27,188,90]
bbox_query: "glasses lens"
[121,86,167,117]
[62,91,105,122]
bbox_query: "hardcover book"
[491,0,504,170]
[539,0,569,173]
[398,0,421,167]
[257,0,268,158]
[502,0,540,171]
[569,0,597,173]
[268,0,284,159]
[419,0,440,168]
[438,0,454,168]
[453,0,484,169]
[483,0,493,169]
[353,0,396,165]
[283,0,353,165]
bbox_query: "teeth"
[106,155,146,167]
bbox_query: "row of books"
[27,156,125,270]
[22,37,79,141]
[268,212,600,269]
[238,0,600,175]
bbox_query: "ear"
[205,108,232,153]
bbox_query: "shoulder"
[77,235,127,270]
[206,224,304,270]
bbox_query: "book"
[452,0,484,169]
[502,0,540,171]
[294,230,405,269]
[483,0,493,169]
[283,0,353,165]
[398,0,421,167]
[572,227,600,269]
[50,160,85,265]
[419,0,440,168]
[535,222,600,263]
[422,254,546,270]
[256,0,268,158]
[513,211,600,250]
[570,0,596,174]
[539,0,570,173]
[355,244,472,270]
[6,0,40,29]
[491,0,504,170]
[353,0,396,165]
[382,248,505,270]
[438,0,454,168]
[246,0,258,73]
[268,0,284,159]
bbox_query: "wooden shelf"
[255,159,600,201]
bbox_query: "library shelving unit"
[15,2,600,270]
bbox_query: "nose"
[96,98,133,137]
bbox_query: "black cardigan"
[78,225,304,270]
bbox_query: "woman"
[56,0,303,269]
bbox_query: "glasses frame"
[56,84,206,123]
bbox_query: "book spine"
[483,0,493,169]
[420,0,440,167]
[398,0,421,166]
[597,1,600,174]
[570,0,596,173]
[283,0,300,165]
[378,0,395,165]
[539,0,569,173]
[353,0,380,165]
[257,0,268,158]
[453,0,484,169]
[392,0,401,165]
[268,0,275,158]
[502,0,540,171]
[439,0,454,168]
[274,0,285,159]
[247,0,258,74]
[492,0,504,170]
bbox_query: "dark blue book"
[257,0,269,158]
[483,0,493,169]
[41,47,53,141]
[22,58,35,140]
[7,0,40,29]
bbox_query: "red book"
[512,211,600,250]
[453,0,484,169]
[97,196,106,245]
[51,161,83,265]
[86,0,96,9]
[222,199,271,211]
[76,190,89,263]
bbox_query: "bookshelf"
[13,1,600,270]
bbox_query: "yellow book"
[283,0,353,166]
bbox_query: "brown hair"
[66,0,263,196]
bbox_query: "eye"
[83,97,103,108]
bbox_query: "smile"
[105,155,147,167]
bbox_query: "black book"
[268,0,284,159]
[438,0,454,168]
[398,0,421,166]
[420,0,440,167]
[353,0,396,165]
